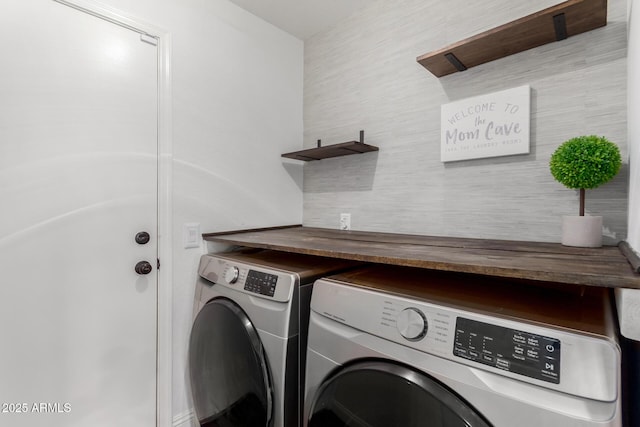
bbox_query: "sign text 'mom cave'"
[446,121,523,144]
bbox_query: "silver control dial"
[396,308,427,341]
[224,266,239,284]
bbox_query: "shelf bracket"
[358,130,364,144]
[317,139,322,148]
[444,53,467,72]
[553,13,568,41]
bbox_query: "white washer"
[189,249,359,427]
[304,265,621,427]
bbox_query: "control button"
[482,354,495,363]
[513,334,526,344]
[224,266,240,284]
[546,344,556,353]
[396,308,427,341]
[454,346,468,357]
[496,358,510,370]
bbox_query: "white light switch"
[183,223,201,249]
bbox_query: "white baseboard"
[173,409,197,427]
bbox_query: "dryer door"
[189,297,273,426]
[308,360,492,427]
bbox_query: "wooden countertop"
[202,225,640,289]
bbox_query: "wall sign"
[440,85,530,162]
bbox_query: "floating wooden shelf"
[203,225,640,289]
[282,130,379,161]
[416,0,608,77]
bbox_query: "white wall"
[616,0,640,343]
[629,0,640,251]
[303,0,628,243]
[74,0,304,423]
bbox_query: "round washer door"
[308,360,492,427]
[189,297,273,426]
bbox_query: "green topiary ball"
[549,135,621,190]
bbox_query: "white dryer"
[304,265,621,427]
[189,249,359,427]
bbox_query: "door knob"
[135,261,153,275]
[135,231,150,245]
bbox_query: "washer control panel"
[311,279,619,402]
[454,317,560,384]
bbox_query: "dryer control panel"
[453,317,560,384]
[244,270,279,297]
[197,255,296,302]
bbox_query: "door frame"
[51,1,173,426]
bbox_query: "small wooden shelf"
[417,0,607,77]
[282,130,379,161]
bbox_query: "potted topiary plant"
[549,135,621,247]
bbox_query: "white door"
[0,1,158,426]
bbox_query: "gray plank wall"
[300,0,628,243]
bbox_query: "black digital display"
[244,270,278,297]
[454,317,560,384]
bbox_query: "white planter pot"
[561,215,603,248]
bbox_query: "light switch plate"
[183,222,201,249]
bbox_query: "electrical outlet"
[340,213,351,231]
